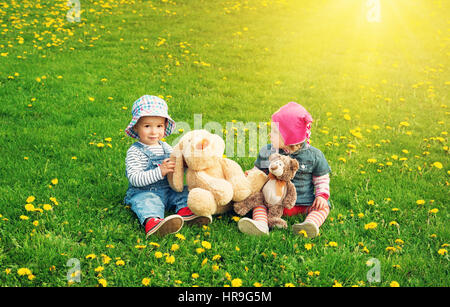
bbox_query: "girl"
[124,95,210,238]
[238,102,331,238]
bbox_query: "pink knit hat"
[271,102,313,145]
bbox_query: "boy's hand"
[159,158,176,177]
[312,195,328,210]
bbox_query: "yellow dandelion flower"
[115,259,125,266]
[395,239,404,245]
[26,196,36,203]
[101,254,111,264]
[142,278,151,286]
[304,243,313,251]
[432,162,443,169]
[201,241,211,249]
[154,251,163,259]
[43,204,52,211]
[201,258,208,266]
[175,233,185,240]
[171,244,179,252]
[166,255,175,264]
[86,254,97,259]
[390,281,400,287]
[17,268,32,276]
[231,278,243,287]
[192,273,199,279]
[429,208,439,214]
[386,246,396,252]
[94,266,104,273]
[51,178,58,185]
[364,222,378,230]
[20,215,29,220]
[438,249,447,255]
[98,278,107,287]
[298,230,308,237]
[25,203,35,211]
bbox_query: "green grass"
[0,0,448,287]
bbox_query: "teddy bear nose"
[196,138,210,150]
[270,164,278,171]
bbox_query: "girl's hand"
[159,158,176,177]
[312,196,328,210]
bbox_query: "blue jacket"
[254,143,332,206]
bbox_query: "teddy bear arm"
[233,191,265,216]
[282,182,297,210]
[167,149,185,192]
[220,158,252,202]
[195,171,233,206]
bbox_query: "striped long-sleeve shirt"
[125,142,173,187]
[312,173,330,200]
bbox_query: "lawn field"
[0,0,448,287]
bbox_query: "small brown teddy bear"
[234,153,299,228]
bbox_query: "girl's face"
[270,123,286,150]
[134,116,166,146]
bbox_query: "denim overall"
[254,144,332,208]
[124,141,189,225]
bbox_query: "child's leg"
[253,205,269,224]
[303,205,330,229]
[129,191,165,225]
[168,186,212,225]
[128,191,183,237]
[237,205,269,236]
[286,205,330,238]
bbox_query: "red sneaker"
[176,207,212,226]
[145,215,183,238]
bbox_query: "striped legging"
[253,204,330,228]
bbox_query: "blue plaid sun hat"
[125,95,176,139]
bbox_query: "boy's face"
[270,122,286,150]
[134,116,166,146]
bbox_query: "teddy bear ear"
[209,132,225,155]
[269,153,280,161]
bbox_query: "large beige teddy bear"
[168,130,263,217]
